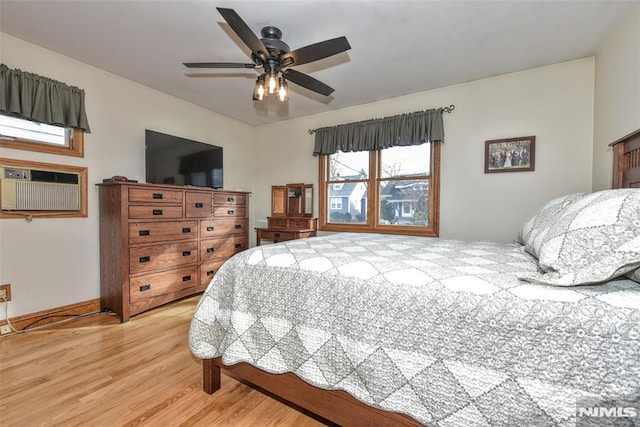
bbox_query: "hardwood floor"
[0,296,328,426]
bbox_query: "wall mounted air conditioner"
[0,165,81,211]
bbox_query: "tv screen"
[145,129,223,189]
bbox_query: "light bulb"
[268,73,277,94]
[278,78,288,101]
[253,75,266,101]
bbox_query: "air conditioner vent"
[14,181,80,210]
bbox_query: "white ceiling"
[0,0,636,126]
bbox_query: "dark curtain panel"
[0,64,91,132]
[313,108,444,155]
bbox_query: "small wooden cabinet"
[98,182,249,322]
[256,183,317,245]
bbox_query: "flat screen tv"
[145,129,223,189]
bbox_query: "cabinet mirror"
[287,184,303,216]
[271,183,314,218]
[304,185,313,216]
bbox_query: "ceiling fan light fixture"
[253,74,266,101]
[278,76,288,101]
[184,8,351,103]
[268,72,277,94]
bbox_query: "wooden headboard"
[611,128,640,188]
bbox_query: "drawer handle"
[182,227,191,233]
[140,284,151,291]
[182,251,191,257]
[139,230,150,236]
[274,233,280,238]
[227,197,234,202]
[227,209,234,215]
[235,243,242,249]
[234,224,242,229]
[195,203,204,208]
[152,209,163,216]
[182,275,191,282]
[207,226,215,231]
[207,247,215,253]
[152,193,163,199]
[139,256,150,263]
[206,270,215,276]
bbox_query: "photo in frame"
[484,136,535,173]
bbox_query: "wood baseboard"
[0,298,101,335]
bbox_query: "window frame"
[318,142,440,237]
[0,125,84,158]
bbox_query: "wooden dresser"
[98,182,249,322]
[255,183,317,245]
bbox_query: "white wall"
[254,59,595,243]
[0,34,599,318]
[593,2,640,190]
[0,34,255,317]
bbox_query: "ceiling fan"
[184,8,351,101]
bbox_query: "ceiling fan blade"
[216,7,271,62]
[283,69,334,96]
[184,62,256,69]
[281,36,351,67]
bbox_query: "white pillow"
[517,193,585,259]
[520,189,640,286]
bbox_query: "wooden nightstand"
[257,183,317,245]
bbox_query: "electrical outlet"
[0,284,11,301]
[0,324,11,335]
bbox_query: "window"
[330,197,343,210]
[319,143,440,236]
[0,115,84,157]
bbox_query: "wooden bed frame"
[611,128,640,188]
[203,358,423,426]
[201,128,640,426]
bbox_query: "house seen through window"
[320,142,439,236]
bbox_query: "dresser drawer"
[268,217,287,228]
[129,241,198,275]
[200,236,248,262]
[288,218,315,229]
[213,193,247,206]
[129,221,198,244]
[129,188,183,204]
[129,266,198,303]
[213,206,247,218]
[199,260,225,290]
[128,205,183,219]
[201,218,247,237]
[259,230,297,241]
[185,192,213,218]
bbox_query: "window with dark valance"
[0,64,90,157]
[313,108,444,156]
[315,107,450,237]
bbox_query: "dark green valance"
[0,64,91,132]
[312,108,444,156]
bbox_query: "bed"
[189,133,640,426]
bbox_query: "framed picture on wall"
[484,136,535,173]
